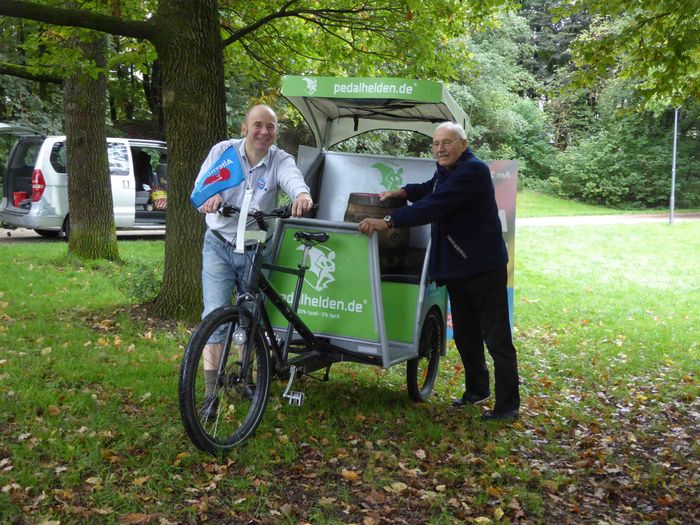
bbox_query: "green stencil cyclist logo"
[371,161,404,191]
[298,244,336,292]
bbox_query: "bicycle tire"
[179,305,270,455]
[406,307,442,402]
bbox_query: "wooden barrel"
[344,192,410,274]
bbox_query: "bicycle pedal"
[284,391,305,406]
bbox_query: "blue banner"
[190,146,245,208]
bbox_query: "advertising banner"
[282,76,443,102]
[268,227,378,342]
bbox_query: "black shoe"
[199,395,219,422]
[481,409,519,421]
[451,392,491,407]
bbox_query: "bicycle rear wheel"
[179,306,270,455]
[406,307,442,402]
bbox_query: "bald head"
[241,104,278,163]
[244,104,277,126]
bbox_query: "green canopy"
[281,76,468,149]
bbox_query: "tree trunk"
[150,0,227,320]
[64,32,120,261]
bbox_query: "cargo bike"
[178,77,485,455]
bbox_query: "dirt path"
[517,212,700,226]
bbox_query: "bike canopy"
[281,76,468,149]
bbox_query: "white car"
[0,122,167,237]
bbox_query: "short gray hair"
[435,121,466,140]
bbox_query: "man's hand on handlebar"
[291,192,314,218]
[199,194,223,214]
[358,217,389,236]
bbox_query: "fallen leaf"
[487,486,501,498]
[362,488,385,504]
[385,481,408,493]
[340,469,361,483]
[541,480,558,493]
[119,513,153,524]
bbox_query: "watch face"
[384,215,392,222]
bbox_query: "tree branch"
[221,2,402,48]
[0,0,155,41]
[0,61,62,83]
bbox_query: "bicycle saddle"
[294,231,329,244]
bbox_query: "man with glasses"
[358,121,520,421]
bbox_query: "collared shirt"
[193,138,309,242]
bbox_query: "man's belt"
[210,229,256,250]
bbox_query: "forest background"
[2,0,698,208]
[0,0,698,321]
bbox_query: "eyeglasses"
[432,139,457,148]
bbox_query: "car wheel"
[61,215,70,239]
[34,229,60,238]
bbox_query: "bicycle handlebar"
[218,203,290,219]
[219,203,318,219]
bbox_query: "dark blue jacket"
[391,149,507,284]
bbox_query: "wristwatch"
[383,215,393,228]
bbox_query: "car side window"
[108,142,129,177]
[50,142,67,173]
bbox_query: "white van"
[0,123,167,237]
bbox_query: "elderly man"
[193,104,313,419]
[358,122,520,421]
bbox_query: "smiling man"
[192,104,313,421]
[358,121,520,421]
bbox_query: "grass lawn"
[514,189,698,218]
[0,217,698,524]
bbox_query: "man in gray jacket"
[194,104,313,419]
[358,122,520,421]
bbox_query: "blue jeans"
[201,230,253,339]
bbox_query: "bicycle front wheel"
[178,306,270,455]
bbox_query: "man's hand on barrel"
[378,189,407,201]
[358,217,389,236]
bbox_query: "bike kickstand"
[282,365,305,406]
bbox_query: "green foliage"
[550,85,700,207]
[449,11,557,181]
[559,0,700,105]
[519,0,591,88]
[333,130,432,158]
[219,0,514,89]
[116,255,164,304]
